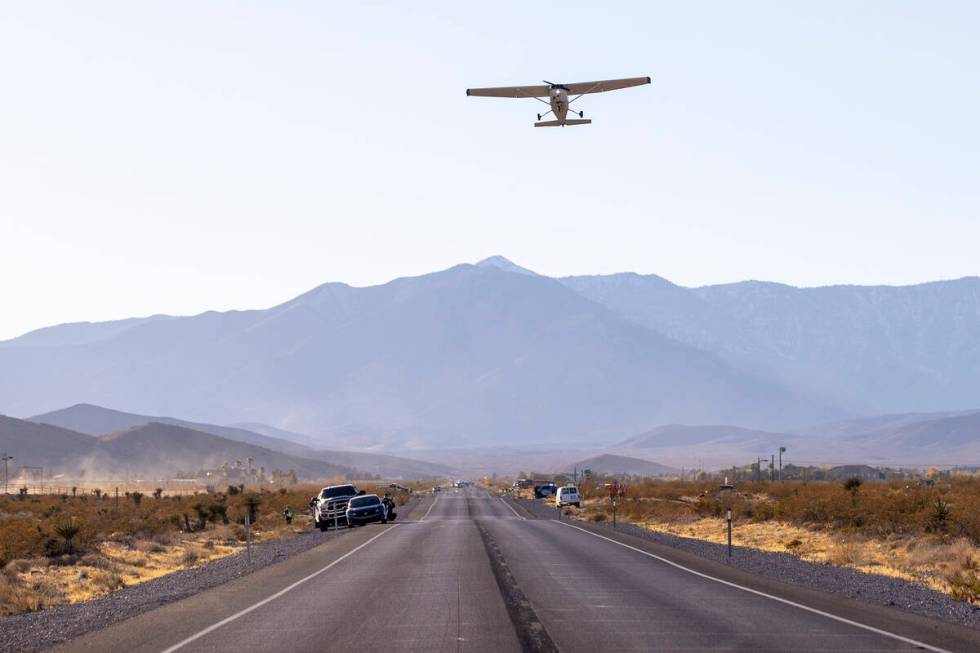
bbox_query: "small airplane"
[466,76,650,127]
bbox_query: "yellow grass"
[608,512,978,598]
[2,531,241,613]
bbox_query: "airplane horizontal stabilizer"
[534,119,592,127]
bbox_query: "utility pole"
[1,452,12,494]
[770,455,775,482]
[779,447,786,482]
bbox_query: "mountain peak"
[475,255,539,277]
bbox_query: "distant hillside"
[97,423,356,479]
[617,424,792,449]
[30,403,450,480]
[0,415,357,480]
[31,404,313,456]
[313,449,453,480]
[0,415,104,473]
[563,272,980,416]
[565,454,678,477]
[794,411,972,439]
[849,411,980,451]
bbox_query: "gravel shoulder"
[0,496,421,653]
[507,494,980,630]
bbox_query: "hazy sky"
[1,1,978,340]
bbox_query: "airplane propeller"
[543,80,570,91]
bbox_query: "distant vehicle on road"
[556,486,581,508]
[346,494,388,526]
[431,486,442,493]
[534,483,558,498]
[314,484,359,530]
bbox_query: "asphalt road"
[51,489,980,653]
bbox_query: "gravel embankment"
[0,496,420,653]
[508,494,980,630]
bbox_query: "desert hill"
[564,454,678,477]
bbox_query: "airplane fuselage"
[550,87,569,124]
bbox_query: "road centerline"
[420,494,439,521]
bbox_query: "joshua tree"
[92,488,103,499]
[130,491,144,506]
[208,503,229,525]
[193,503,208,530]
[930,497,951,532]
[54,517,81,554]
[843,477,862,506]
[153,488,164,499]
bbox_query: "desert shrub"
[180,547,200,567]
[0,575,63,615]
[134,539,165,554]
[784,539,803,550]
[946,552,980,604]
[0,520,41,567]
[827,538,867,566]
[3,559,33,575]
[90,570,125,593]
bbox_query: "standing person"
[382,493,396,521]
[283,505,294,525]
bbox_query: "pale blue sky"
[1,1,978,340]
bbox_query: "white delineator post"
[727,509,733,559]
[245,513,252,564]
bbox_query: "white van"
[555,485,581,508]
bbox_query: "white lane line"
[420,494,439,521]
[160,526,398,653]
[555,521,951,653]
[498,496,525,520]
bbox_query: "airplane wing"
[562,77,651,95]
[466,84,550,98]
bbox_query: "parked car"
[314,484,359,530]
[534,483,558,499]
[388,483,412,493]
[346,494,388,526]
[431,486,442,493]
[555,485,581,508]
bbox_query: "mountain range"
[1,257,978,455]
[22,404,452,479]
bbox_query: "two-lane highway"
[54,489,980,652]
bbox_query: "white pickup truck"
[313,484,359,530]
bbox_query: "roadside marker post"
[726,509,733,560]
[245,513,252,565]
[605,482,626,529]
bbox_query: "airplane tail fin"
[534,118,592,127]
